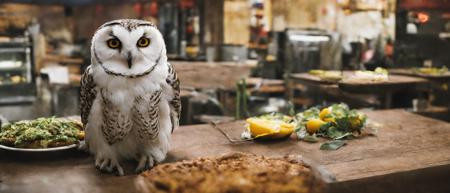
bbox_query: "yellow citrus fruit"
[349,118,361,130]
[319,107,334,122]
[246,118,294,139]
[306,119,325,134]
[349,114,365,130]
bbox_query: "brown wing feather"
[132,90,162,140]
[80,66,97,128]
[166,63,181,132]
[101,89,133,144]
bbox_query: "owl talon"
[95,156,124,176]
[116,165,125,176]
[99,159,110,171]
[136,155,155,173]
[95,157,103,168]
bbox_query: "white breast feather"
[85,62,172,161]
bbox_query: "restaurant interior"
[0,0,449,193]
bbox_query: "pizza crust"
[137,152,324,193]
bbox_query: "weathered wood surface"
[246,78,286,93]
[289,73,380,107]
[1,110,450,193]
[338,74,429,94]
[290,72,429,92]
[172,61,255,91]
[389,68,450,81]
[290,73,340,85]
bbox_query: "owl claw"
[95,156,124,176]
[99,159,110,171]
[135,155,155,173]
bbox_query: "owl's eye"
[137,37,151,47]
[107,38,121,49]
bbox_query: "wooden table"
[338,75,429,108]
[172,61,255,91]
[288,73,341,106]
[389,68,450,82]
[246,78,285,94]
[289,72,429,108]
[171,61,256,120]
[389,68,450,120]
[1,110,450,193]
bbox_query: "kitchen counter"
[171,61,256,91]
[289,72,430,108]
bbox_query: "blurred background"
[0,0,449,124]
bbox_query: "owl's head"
[91,19,165,77]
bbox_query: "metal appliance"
[0,35,36,104]
[281,29,333,74]
[395,0,450,67]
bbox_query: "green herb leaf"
[320,140,346,150]
[303,135,318,143]
[334,132,353,140]
[326,127,344,139]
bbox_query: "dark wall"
[395,4,450,67]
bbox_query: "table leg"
[50,86,60,115]
[384,92,393,109]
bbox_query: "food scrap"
[348,67,389,82]
[308,69,343,82]
[413,66,448,75]
[242,103,372,150]
[242,113,294,139]
[295,103,368,150]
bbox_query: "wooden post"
[203,0,224,61]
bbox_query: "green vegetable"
[0,117,83,148]
[320,140,346,150]
[303,134,318,143]
[294,103,368,149]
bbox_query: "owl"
[80,19,180,175]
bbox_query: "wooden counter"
[290,73,340,85]
[337,74,429,94]
[289,72,430,108]
[1,110,450,193]
[389,68,450,82]
[171,61,255,91]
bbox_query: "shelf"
[0,81,30,86]
[43,55,83,65]
[0,96,36,104]
[0,67,26,71]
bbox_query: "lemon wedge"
[246,118,294,139]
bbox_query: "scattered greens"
[295,103,367,140]
[293,103,369,150]
[241,103,372,150]
[320,140,346,150]
[0,117,84,148]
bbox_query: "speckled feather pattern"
[132,89,162,140]
[80,66,96,126]
[166,63,181,132]
[100,88,133,145]
[79,19,180,174]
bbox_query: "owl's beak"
[126,52,133,69]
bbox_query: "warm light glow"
[417,12,430,23]
[289,35,330,42]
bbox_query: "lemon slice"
[246,118,294,139]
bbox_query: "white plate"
[0,143,79,152]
